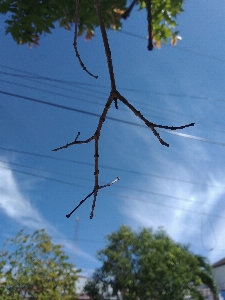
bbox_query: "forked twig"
[52,132,95,151]
[74,0,98,78]
[66,177,120,219]
[53,0,195,218]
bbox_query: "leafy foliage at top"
[0,0,184,47]
[84,225,218,300]
[0,228,80,300]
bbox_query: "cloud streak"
[0,159,47,229]
[120,120,225,264]
[0,159,96,264]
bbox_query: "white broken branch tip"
[66,177,120,219]
[113,177,120,183]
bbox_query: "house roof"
[212,258,225,268]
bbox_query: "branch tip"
[66,177,120,219]
[74,0,98,78]
[121,0,137,20]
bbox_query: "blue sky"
[0,0,225,276]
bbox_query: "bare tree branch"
[94,0,118,108]
[53,0,195,218]
[116,91,195,146]
[74,0,98,78]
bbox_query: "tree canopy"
[0,229,80,300]
[0,0,184,47]
[84,225,218,300]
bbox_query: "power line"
[0,165,86,188]
[1,147,225,189]
[119,30,225,64]
[2,77,225,133]
[0,159,93,183]
[0,78,170,119]
[1,66,224,103]
[116,192,225,220]
[0,79,108,109]
[1,89,225,147]
[0,90,102,117]
[0,71,109,98]
[2,67,225,132]
[0,76,198,126]
[0,159,220,208]
[1,165,225,220]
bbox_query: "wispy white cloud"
[0,158,96,264]
[0,159,48,229]
[120,119,225,264]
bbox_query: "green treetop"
[84,225,218,300]
[0,0,184,47]
[0,228,80,300]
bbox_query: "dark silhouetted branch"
[94,0,118,108]
[52,132,94,151]
[53,0,195,218]
[74,0,98,78]
[66,177,120,219]
[146,0,153,50]
[121,0,137,20]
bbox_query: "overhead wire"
[2,66,225,131]
[0,71,225,132]
[0,70,109,98]
[0,73,197,126]
[1,147,225,190]
[119,30,225,64]
[0,78,108,109]
[1,76,225,132]
[1,164,225,220]
[0,159,93,183]
[0,165,86,188]
[1,89,225,147]
[1,65,225,103]
[0,159,222,208]
[0,78,172,120]
[2,66,225,132]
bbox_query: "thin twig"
[52,133,94,152]
[94,0,118,109]
[66,177,120,218]
[99,177,120,189]
[154,123,195,130]
[66,190,94,218]
[146,0,153,51]
[116,91,194,146]
[121,0,137,20]
[74,0,98,78]
[91,134,99,219]
[89,93,115,218]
